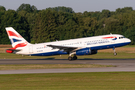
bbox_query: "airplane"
[5,27,131,61]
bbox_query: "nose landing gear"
[113,47,117,56]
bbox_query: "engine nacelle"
[76,48,97,55]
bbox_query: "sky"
[1,0,135,12]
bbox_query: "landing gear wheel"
[73,55,77,60]
[68,56,72,61]
[114,52,117,56]
[113,47,117,56]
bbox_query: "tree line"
[0,4,135,45]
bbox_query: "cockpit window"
[119,37,125,39]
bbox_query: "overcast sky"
[1,0,135,12]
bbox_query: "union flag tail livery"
[5,27,30,54]
[5,27,131,60]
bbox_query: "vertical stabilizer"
[5,27,29,49]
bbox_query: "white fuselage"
[16,34,131,56]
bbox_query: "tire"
[114,52,117,56]
[68,56,72,61]
[73,56,77,60]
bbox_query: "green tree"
[125,27,135,45]
[32,10,57,43]
[99,10,111,20]
[0,10,29,44]
[47,6,75,13]
[83,17,98,36]
[116,7,133,14]
[18,10,37,42]
[17,3,37,13]
[0,6,6,11]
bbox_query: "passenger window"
[119,37,124,39]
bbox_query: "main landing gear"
[113,47,117,56]
[68,54,77,61]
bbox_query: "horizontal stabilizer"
[6,48,21,53]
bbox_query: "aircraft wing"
[47,45,82,52]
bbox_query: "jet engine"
[76,48,97,55]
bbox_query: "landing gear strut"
[113,47,117,56]
[73,55,77,60]
[68,54,77,61]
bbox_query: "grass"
[0,64,115,70]
[0,72,135,90]
[123,45,135,47]
[80,52,135,59]
[0,52,135,59]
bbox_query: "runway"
[0,59,135,74]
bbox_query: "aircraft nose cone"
[127,38,131,43]
[129,39,131,42]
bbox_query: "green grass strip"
[0,64,115,70]
[0,52,135,59]
[0,72,135,90]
